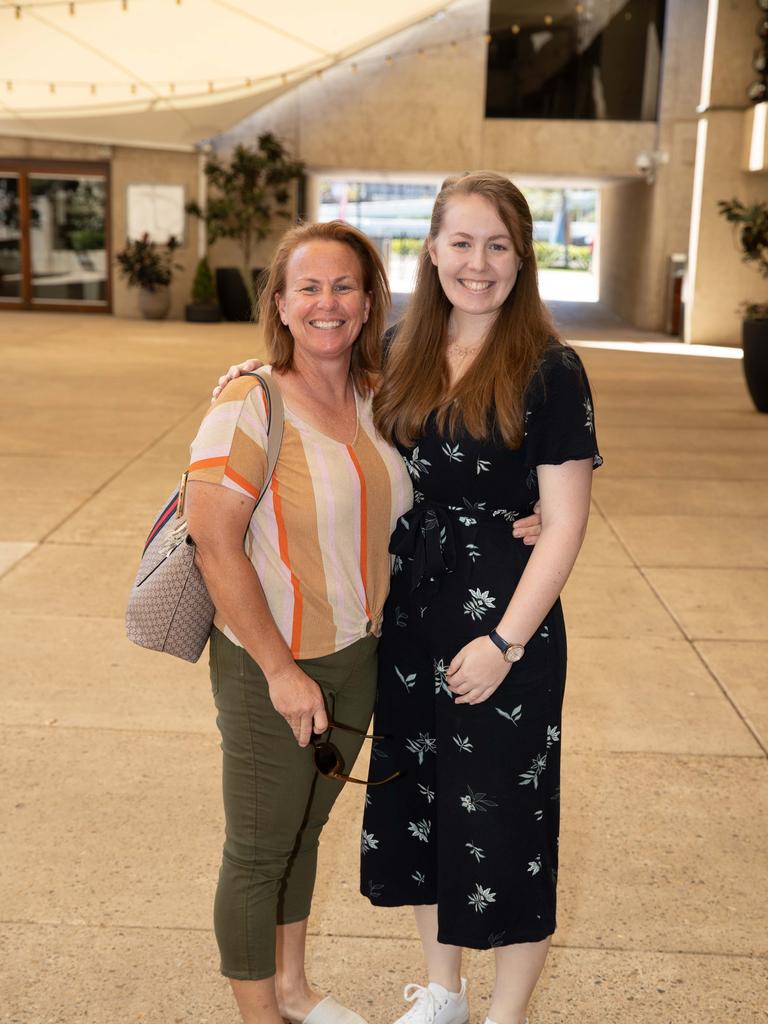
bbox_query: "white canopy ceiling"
[0,0,449,149]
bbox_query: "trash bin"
[666,253,687,337]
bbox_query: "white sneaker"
[394,978,469,1024]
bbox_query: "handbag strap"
[249,370,285,501]
[177,369,285,519]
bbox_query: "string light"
[69,1,75,14]
[1,16,583,99]
[575,3,584,12]
[121,0,127,11]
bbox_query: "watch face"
[505,644,525,663]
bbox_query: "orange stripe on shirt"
[346,445,372,620]
[188,456,228,471]
[224,464,260,499]
[271,473,304,657]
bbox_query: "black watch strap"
[488,628,510,654]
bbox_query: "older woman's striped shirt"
[187,368,413,659]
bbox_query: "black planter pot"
[742,318,768,413]
[185,302,222,323]
[215,267,265,322]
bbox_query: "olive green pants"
[209,627,378,980]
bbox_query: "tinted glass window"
[486,0,666,120]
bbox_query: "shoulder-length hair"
[258,219,390,394]
[373,171,560,448]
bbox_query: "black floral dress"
[360,344,602,950]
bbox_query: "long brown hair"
[259,220,390,394]
[373,172,559,448]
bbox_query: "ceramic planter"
[138,286,171,320]
[185,301,222,323]
[742,318,768,413]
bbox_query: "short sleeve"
[187,375,270,500]
[523,345,603,470]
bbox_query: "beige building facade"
[0,0,763,344]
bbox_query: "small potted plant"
[115,233,181,320]
[185,256,221,322]
[186,134,304,321]
[717,197,768,412]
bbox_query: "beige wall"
[0,135,200,320]
[110,146,200,319]
[687,0,763,345]
[218,0,658,179]
[216,0,707,334]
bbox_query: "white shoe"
[300,995,369,1024]
[394,978,469,1024]
[484,1018,528,1024]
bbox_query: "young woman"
[211,172,599,1024]
[360,172,601,1024]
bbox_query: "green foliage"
[69,227,105,252]
[717,197,768,320]
[65,182,105,251]
[115,233,181,293]
[191,256,217,304]
[533,241,592,271]
[391,237,424,257]
[185,133,304,310]
[718,197,768,277]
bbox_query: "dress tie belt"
[390,501,518,595]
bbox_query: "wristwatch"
[488,629,525,664]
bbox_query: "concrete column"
[686,0,765,345]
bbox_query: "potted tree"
[185,133,304,321]
[717,197,768,412]
[116,233,181,320]
[185,256,221,323]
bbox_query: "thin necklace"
[447,339,484,361]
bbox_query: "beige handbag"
[125,371,284,662]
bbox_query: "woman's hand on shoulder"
[265,662,329,746]
[447,636,510,705]
[513,500,541,545]
[211,357,264,403]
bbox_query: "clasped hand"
[447,636,511,705]
[267,663,328,747]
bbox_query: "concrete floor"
[0,310,766,1024]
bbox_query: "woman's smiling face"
[428,193,522,319]
[276,239,370,363]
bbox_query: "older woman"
[185,221,413,1024]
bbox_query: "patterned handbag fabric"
[125,371,284,663]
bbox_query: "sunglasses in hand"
[311,720,400,786]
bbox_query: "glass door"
[29,173,108,305]
[0,161,110,313]
[0,174,22,301]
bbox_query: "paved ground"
[0,310,766,1024]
